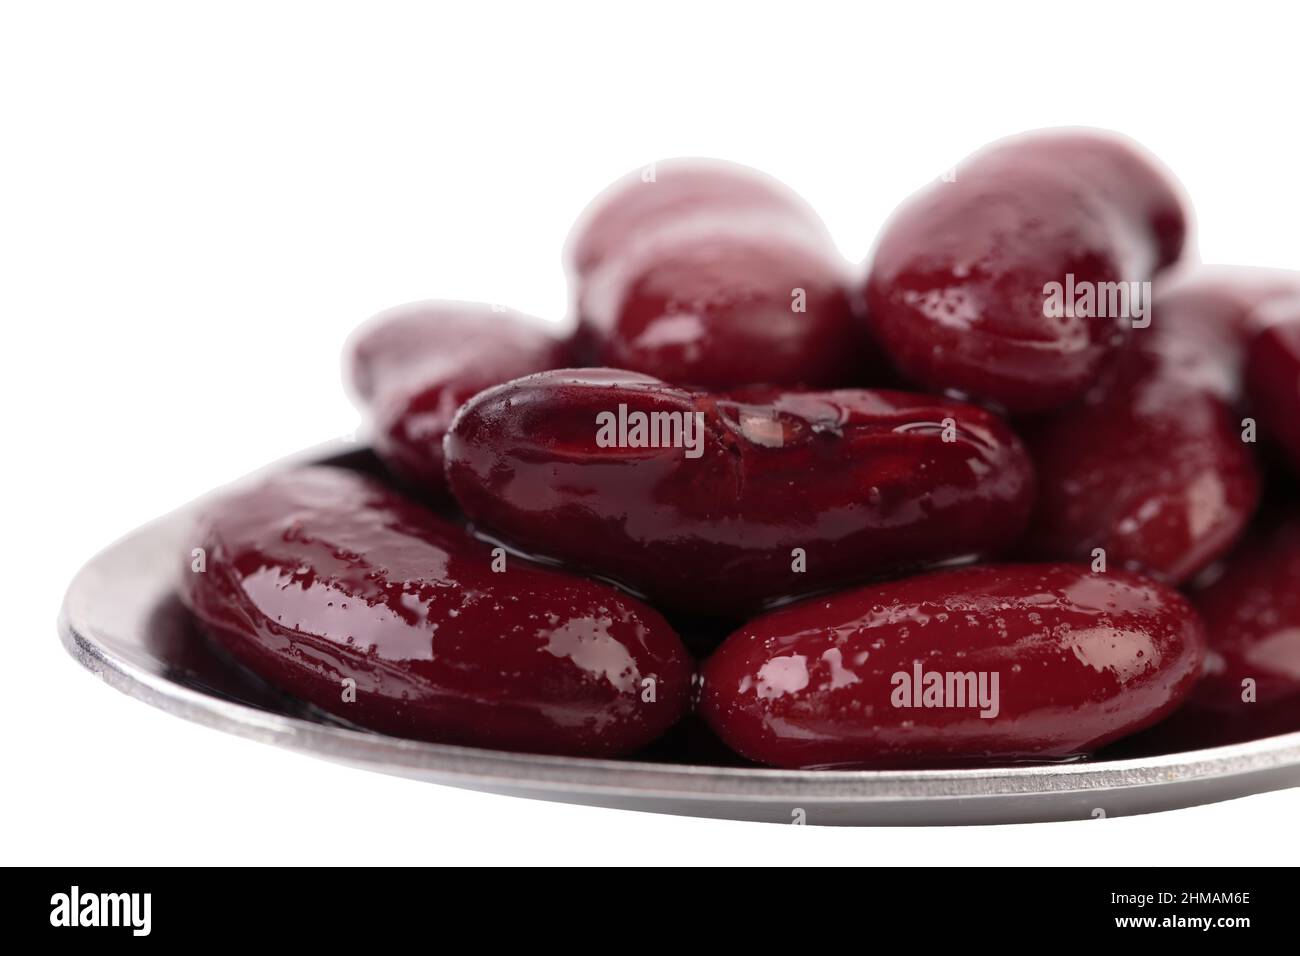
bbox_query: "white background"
[4,2,1298,865]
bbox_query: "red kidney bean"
[180,466,693,756]
[1191,514,1300,712]
[865,130,1189,413]
[567,159,871,390]
[564,158,832,280]
[1151,266,1300,403]
[344,301,570,490]
[1025,268,1299,585]
[1022,293,1262,585]
[697,563,1205,769]
[578,234,869,389]
[1123,513,1300,753]
[444,368,1035,618]
[1020,133,1188,270]
[1247,316,1300,475]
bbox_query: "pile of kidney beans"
[181,130,1300,770]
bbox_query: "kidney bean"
[1247,316,1300,475]
[1019,132,1188,270]
[865,130,1189,413]
[1122,513,1300,753]
[444,369,1035,618]
[1025,269,1299,584]
[180,466,693,756]
[564,158,833,280]
[1191,514,1300,712]
[1022,292,1262,585]
[1151,266,1300,403]
[697,563,1205,769]
[566,159,870,390]
[344,301,570,490]
[578,234,870,389]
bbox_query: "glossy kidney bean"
[697,563,1205,769]
[1150,266,1300,403]
[1123,514,1300,753]
[865,129,1189,413]
[1190,514,1300,713]
[564,157,832,280]
[1022,292,1262,585]
[577,234,869,389]
[1026,269,1297,584]
[180,466,693,756]
[567,159,870,390]
[344,301,570,490]
[1247,317,1300,474]
[444,368,1036,618]
[1017,132,1188,269]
